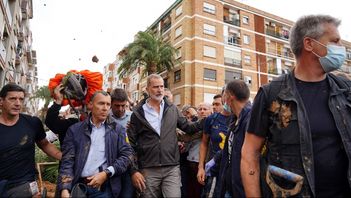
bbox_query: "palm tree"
[31,85,52,121]
[117,31,178,78]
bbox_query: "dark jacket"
[214,102,251,198]
[45,103,79,144]
[259,72,351,197]
[58,116,133,198]
[128,98,204,172]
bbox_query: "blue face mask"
[312,39,346,73]
[223,103,232,113]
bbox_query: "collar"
[145,98,164,109]
[89,117,105,128]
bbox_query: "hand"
[61,189,70,198]
[197,167,206,185]
[87,172,108,189]
[205,158,215,177]
[178,141,186,153]
[54,84,64,104]
[131,171,146,192]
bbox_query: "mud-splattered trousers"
[256,72,351,197]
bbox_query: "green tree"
[31,85,52,121]
[117,31,178,78]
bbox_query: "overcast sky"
[31,0,351,86]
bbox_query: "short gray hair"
[289,15,341,58]
[90,90,110,102]
[146,74,163,87]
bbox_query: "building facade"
[0,0,39,115]
[115,0,351,107]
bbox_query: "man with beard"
[128,74,204,198]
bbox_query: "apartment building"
[116,0,351,107]
[0,0,39,115]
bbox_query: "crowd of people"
[1,14,351,198]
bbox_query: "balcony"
[0,42,7,62]
[224,36,241,46]
[268,65,279,75]
[223,16,240,26]
[161,22,171,34]
[224,57,242,68]
[266,27,290,40]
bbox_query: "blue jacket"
[214,102,251,197]
[58,116,133,198]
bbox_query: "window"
[203,46,216,58]
[204,68,216,80]
[224,49,241,66]
[132,91,139,101]
[132,75,138,85]
[243,35,250,44]
[175,26,182,38]
[243,16,249,24]
[203,24,216,35]
[175,5,182,17]
[244,55,251,64]
[174,70,181,82]
[225,70,242,84]
[244,76,252,86]
[175,47,182,59]
[203,2,216,14]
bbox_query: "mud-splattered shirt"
[0,114,46,186]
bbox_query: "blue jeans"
[85,183,112,198]
[120,172,135,198]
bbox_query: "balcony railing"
[224,57,242,67]
[266,28,289,40]
[0,42,6,62]
[266,47,294,59]
[223,16,240,26]
[224,36,241,46]
[161,23,171,34]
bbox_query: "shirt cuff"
[107,166,115,177]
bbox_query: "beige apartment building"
[0,0,39,115]
[114,0,351,107]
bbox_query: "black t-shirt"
[0,114,46,186]
[295,78,350,197]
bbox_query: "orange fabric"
[48,70,103,107]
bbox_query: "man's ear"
[304,37,314,52]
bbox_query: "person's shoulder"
[68,119,87,130]
[20,113,41,123]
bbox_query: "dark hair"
[225,79,250,102]
[0,83,25,98]
[90,90,110,102]
[213,94,222,100]
[110,88,128,102]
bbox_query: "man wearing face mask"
[241,15,351,197]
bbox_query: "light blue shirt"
[142,99,165,136]
[81,119,115,177]
[110,111,132,130]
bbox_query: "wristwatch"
[103,169,112,177]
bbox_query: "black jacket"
[45,103,78,144]
[127,98,204,173]
[258,72,351,197]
